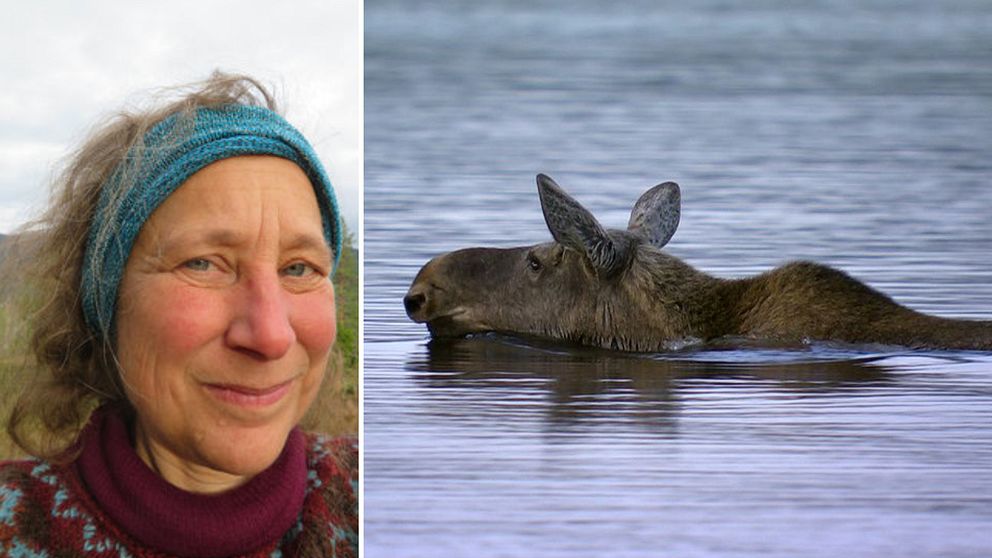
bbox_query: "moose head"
[403,174,705,350]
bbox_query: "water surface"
[365,1,992,556]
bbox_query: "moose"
[404,174,992,352]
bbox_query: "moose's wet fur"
[405,175,992,352]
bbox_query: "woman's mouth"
[203,379,295,408]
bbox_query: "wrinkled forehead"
[137,156,328,253]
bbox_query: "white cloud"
[0,0,362,235]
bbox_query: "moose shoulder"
[405,174,992,352]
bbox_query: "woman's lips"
[203,379,294,408]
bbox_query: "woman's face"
[115,155,336,492]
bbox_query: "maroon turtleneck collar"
[73,407,307,557]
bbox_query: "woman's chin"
[197,423,294,480]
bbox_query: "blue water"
[364,1,992,556]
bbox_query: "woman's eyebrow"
[159,229,330,257]
[160,228,246,251]
[283,233,333,260]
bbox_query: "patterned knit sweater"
[0,410,358,558]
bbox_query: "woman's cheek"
[292,288,337,355]
[154,282,230,353]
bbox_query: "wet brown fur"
[408,233,992,352]
[406,176,992,352]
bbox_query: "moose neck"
[593,247,738,351]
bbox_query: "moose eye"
[527,254,542,272]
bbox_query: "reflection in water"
[409,335,893,430]
[369,334,992,558]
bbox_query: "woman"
[0,73,357,557]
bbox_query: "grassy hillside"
[0,229,359,459]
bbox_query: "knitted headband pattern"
[81,104,342,339]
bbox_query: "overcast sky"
[0,0,361,238]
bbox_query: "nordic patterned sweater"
[0,408,358,557]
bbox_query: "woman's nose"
[225,273,296,360]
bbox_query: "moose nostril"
[404,293,427,316]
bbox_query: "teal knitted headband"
[81,104,342,339]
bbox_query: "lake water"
[364,1,992,556]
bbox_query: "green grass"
[0,295,32,458]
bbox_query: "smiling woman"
[0,73,356,557]
[117,155,337,494]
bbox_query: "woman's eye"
[282,262,314,277]
[183,258,212,272]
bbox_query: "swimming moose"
[404,175,992,351]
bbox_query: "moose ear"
[537,174,626,275]
[627,181,680,249]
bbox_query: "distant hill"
[0,232,20,262]
[0,233,39,284]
